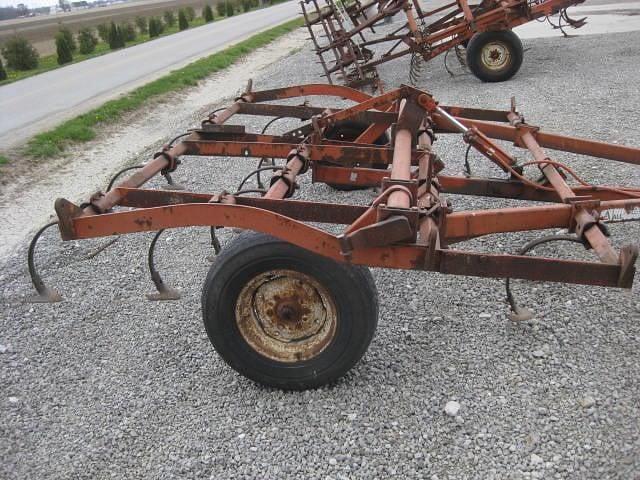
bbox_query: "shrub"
[135,16,148,34]
[58,26,77,52]
[241,0,251,12]
[185,6,196,21]
[96,23,110,43]
[148,17,164,38]
[178,9,189,30]
[77,28,97,54]
[1,36,39,71]
[203,4,214,22]
[55,31,73,65]
[121,22,137,42]
[163,10,176,27]
[216,1,225,16]
[225,1,235,16]
[107,22,125,49]
[0,58,7,81]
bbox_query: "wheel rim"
[480,41,511,71]
[235,269,338,363]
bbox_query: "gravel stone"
[579,396,596,409]
[445,401,461,417]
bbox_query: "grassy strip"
[24,18,302,158]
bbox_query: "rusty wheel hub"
[481,41,511,71]
[235,269,337,362]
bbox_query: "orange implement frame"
[53,83,639,290]
[301,0,587,87]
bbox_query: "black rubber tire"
[201,231,379,390]
[466,30,523,83]
[323,120,389,191]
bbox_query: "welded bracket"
[618,245,639,288]
[338,215,415,259]
[381,177,419,205]
[568,200,609,239]
[54,198,84,241]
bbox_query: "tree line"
[0,0,275,81]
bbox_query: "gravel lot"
[2,27,640,479]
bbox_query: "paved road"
[515,0,640,38]
[0,1,297,149]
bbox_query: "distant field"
[0,0,222,54]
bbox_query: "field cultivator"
[28,82,640,390]
[301,0,587,88]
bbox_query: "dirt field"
[0,0,223,55]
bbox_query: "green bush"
[203,4,214,22]
[121,22,137,42]
[216,1,225,16]
[1,36,39,71]
[163,10,176,27]
[178,9,189,30]
[58,26,77,52]
[0,58,7,81]
[135,16,148,34]
[96,23,110,43]
[241,0,252,12]
[78,28,98,54]
[55,31,73,65]
[107,22,125,49]
[225,1,235,16]
[185,6,196,21]
[148,17,164,38]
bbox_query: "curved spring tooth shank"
[26,221,63,303]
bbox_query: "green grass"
[0,155,8,165]
[23,18,303,159]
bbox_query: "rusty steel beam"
[115,188,368,224]
[437,176,640,202]
[181,139,414,165]
[52,197,633,288]
[438,250,630,288]
[441,117,640,166]
[444,199,640,242]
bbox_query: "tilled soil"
[1,27,640,479]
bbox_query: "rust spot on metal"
[235,269,338,363]
[134,218,153,229]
